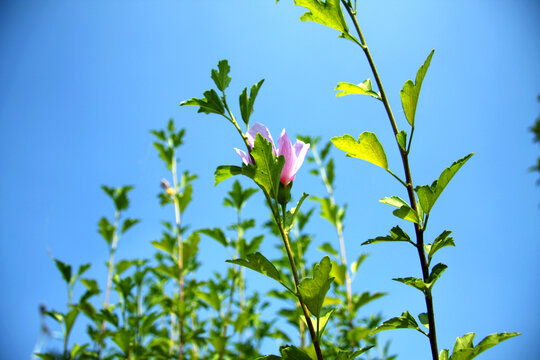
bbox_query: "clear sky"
[1,0,539,359]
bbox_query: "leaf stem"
[342,2,439,359]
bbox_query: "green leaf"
[199,228,228,247]
[214,165,243,186]
[280,344,312,360]
[249,134,285,200]
[101,185,133,212]
[331,132,388,170]
[396,130,407,151]
[392,276,428,293]
[256,356,282,360]
[317,242,338,257]
[121,218,140,234]
[418,313,429,330]
[335,79,381,100]
[224,180,258,210]
[284,193,309,231]
[350,253,369,274]
[98,217,115,245]
[54,259,72,284]
[64,308,80,335]
[362,225,414,246]
[337,347,375,360]
[400,49,434,126]
[471,332,520,358]
[227,252,289,290]
[352,291,386,312]
[415,153,474,214]
[198,290,221,311]
[180,89,225,116]
[370,311,425,336]
[427,263,447,288]
[211,59,231,92]
[330,261,346,286]
[310,196,338,226]
[294,0,349,34]
[380,196,421,224]
[298,256,334,317]
[439,349,450,360]
[34,354,56,360]
[425,230,455,262]
[240,79,265,126]
[81,279,100,294]
[177,184,193,214]
[112,329,131,355]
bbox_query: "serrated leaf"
[427,263,447,288]
[362,225,413,246]
[249,134,285,200]
[331,132,388,170]
[415,153,474,214]
[298,256,334,317]
[370,311,424,336]
[211,59,231,92]
[227,252,288,289]
[101,185,133,212]
[180,89,225,115]
[400,49,434,126]
[335,79,381,100]
[294,0,349,34]
[224,180,258,210]
[426,230,455,262]
[396,130,407,151]
[380,196,420,224]
[353,291,386,312]
[240,79,265,126]
[471,332,520,357]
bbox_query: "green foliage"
[362,225,414,246]
[444,332,521,360]
[227,252,290,290]
[298,256,334,317]
[400,49,434,126]
[331,132,388,170]
[211,59,232,92]
[335,79,381,100]
[380,196,421,224]
[180,89,225,115]
[240,79,265,126]
[415,153,474,214]
[370,311,426,336]
[223,180,258,210]
[101,185,133,212]
[425,230,455,265]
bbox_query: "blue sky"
[1,0,539,359]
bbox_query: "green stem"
[97,210,120,359]
[341,2,439,359]
[171,148,185,360]
[274,201,323,360]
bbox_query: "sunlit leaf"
[180,89,225,116]
[396,130,407,151]
[415,153,474,214]
[370,311,425,336]
[294,0,349,34]
[362,225,414,246]
[227,252,289,290]
[214,165,243,186]
[280,344,312,360]
[335,79,381,100]
[332,132,388,170]
[199,228,228,247]
[380,196,421,224]
[400,49,434,126]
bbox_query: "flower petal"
[247,122,276,155]
[278,129,296,185]
[234,148,252,165]
[293,140,310,174]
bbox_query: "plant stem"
[274,201,323,360]
[171,150,185,360]
[341,2,439,359]
[97,210,120,359]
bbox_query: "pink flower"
[234,122,310,185]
